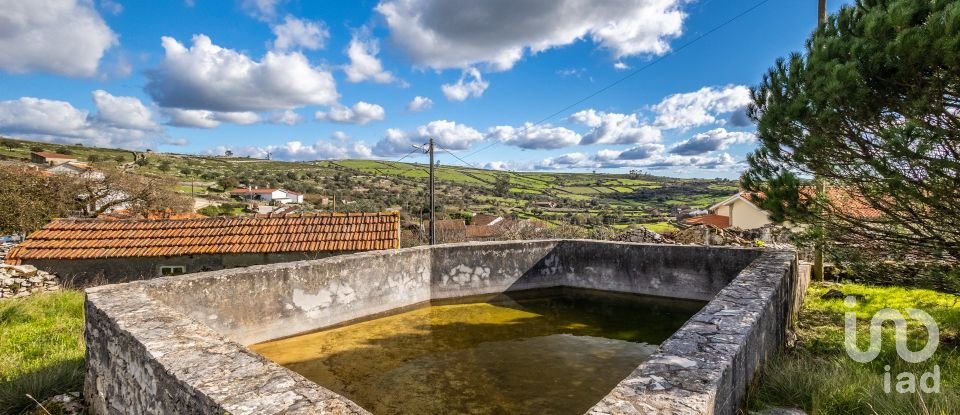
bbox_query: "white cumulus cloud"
[569,109,662,145]
[218,140,373,161]
[406,96,433,112]
[164,108,260,129]
[488,123,581,150]
[269,109,302,125]
[315,101,386,125]
[344,31,396,83]
[372,120,484,156]
[0,0,118,77]
[376,0,686,71]
[669,128,755,155]
[242,0,284,21]
[0,91,167,149]
[441,68,489,101]
[91,90,159,131]
[271,15,328,51]
[536,152,596,170]
[145,34,338,113]
[595,148,739,170]
[653,85,752,130]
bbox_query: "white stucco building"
[230,188,304,204]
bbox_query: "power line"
[395,145,426,163]
[435,143,481,170]
[461,0,771,161]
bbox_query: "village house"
[46,161,104,179]
[230,187,304,204]
[683,192,771,229]
[31,151,77,166]
[684,189,881,230]
[5,213,400,283]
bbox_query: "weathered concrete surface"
[83,240,802,415]
[28,251,342,286]
[585,250,805,415]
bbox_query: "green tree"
[114,154,126,163]
[494,175,511,197]
[87,154,102,163]
[0,167,77,234]
[217,176,240,191]
[157,160,172,172]
[741,0,960,259]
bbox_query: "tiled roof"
[684,214,731,228]
[466,222,510,238]
[5,213,400,263]
[32,151,75,159]
[471,214,503,226]
[739,189,881,219]
[428,219,466,232]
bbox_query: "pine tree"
[742,0,960,260]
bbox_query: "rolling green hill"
[0,136,737,231]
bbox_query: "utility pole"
[818,0,827,26]
[813,0,827,282]
[428,138,436,245]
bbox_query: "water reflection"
[250,287,704,415]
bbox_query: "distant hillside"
[0,136,737,231]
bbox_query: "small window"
[160,265,187,276]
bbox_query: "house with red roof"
[31,151,77,166]
[684,189,881,230]
[6,213,400,282]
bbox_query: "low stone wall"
[0,264,60,299]
[83,240,802,415]
[25,251,342,286]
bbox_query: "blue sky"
[0,0,850,177]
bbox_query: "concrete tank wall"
[83,240,801,415]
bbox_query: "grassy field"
[0,291,85,415]
[749,283,960,414]
[0,136,742,232]
[1,283,958,414]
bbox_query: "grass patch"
[749,283,960,414]
[640,221,679,233]
[0,291,85,415]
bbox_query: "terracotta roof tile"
[5,213,400,263]
[684,214,731,228]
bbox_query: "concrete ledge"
[83,240,803,415]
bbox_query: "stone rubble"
[0,263,60,299]
[667,224,797,249]
[37,392,86,415]
[0,242,15,261]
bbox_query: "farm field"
[0,137,738,232]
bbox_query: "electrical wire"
[460,0,771,161]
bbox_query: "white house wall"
[730,199,772,229]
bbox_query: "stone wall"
[84,240,801,415]
[24,251,342,286]
[0,264,60,298]
[586,250,805,415]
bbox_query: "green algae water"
[250,288,705,415]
